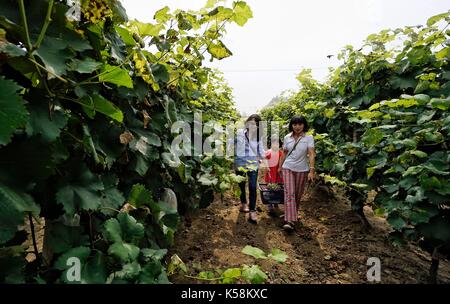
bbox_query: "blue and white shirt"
[231,129,265,171]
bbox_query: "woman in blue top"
[233,114,265,223]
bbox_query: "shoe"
[283,221,295,231]
[249,211,258,223]
[239,204,250,213]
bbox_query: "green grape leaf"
[151,63,170,83]
[418,110,436,124]
[399,176,417,190]
[82,252,107,284]
[198,174,218,186]
[128,184,155,208]
[427,12,449,26]
[268,248,288,263]
[405,187,426,204]
[117,212,145,243]
[0,42,26,57]
[222,268,241,283]
[241,265,268,284]
[115,26,136,46]
[99,175,125,216]
[362,128,384,146]
[430,97,450,111]
[46,222,90,254]
[111,261,141,281]
[104,217,122,243]
[68,58,102,74]
[389,75,417,90]
[79,94,124,123]
[55,164,104,216]
[141,248,168,262]
[138,261,166,283]
[25,102,67,142]
[241,245,267,259]
[403,166,424,177]
[419,175,441,191]
[388,214,407,231]
[108,242,140,263]
[154,6,171,23]
[104,212,144,244]
[232,1,253,26]
[0,183,40,243]
[132,154,150,177]
[208,40,232,60]
[409,207,438,225]
[99,64,133,88]
[129,21,164,37]
[33,36,75,76]
[0,77,29,146]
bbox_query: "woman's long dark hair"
[245,114,262,125]
[245,114,263,142]
[288,115,309,133]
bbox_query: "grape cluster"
[81,0,112,24]
[267,183,281,191]
[132,52,152,84]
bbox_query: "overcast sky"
[121,0,450,115]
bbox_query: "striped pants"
[282,169,308,222]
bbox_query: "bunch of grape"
[267,183,281,191]
[81,0,112,24]
[133,52,153,85]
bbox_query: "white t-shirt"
[282,133,315,172]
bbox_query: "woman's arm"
[226,132,235,160]
[307,147,316,181]
[277,150,287,173]
[257,138,266,159]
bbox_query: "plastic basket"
[258,183,284,205]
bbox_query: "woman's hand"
[277,166,283,174]
[260,166,267,175]
[308,169,315,182]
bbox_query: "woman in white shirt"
[278,115,316,231]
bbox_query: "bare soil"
[169,184,450,284]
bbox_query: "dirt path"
[169,184,450,284]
